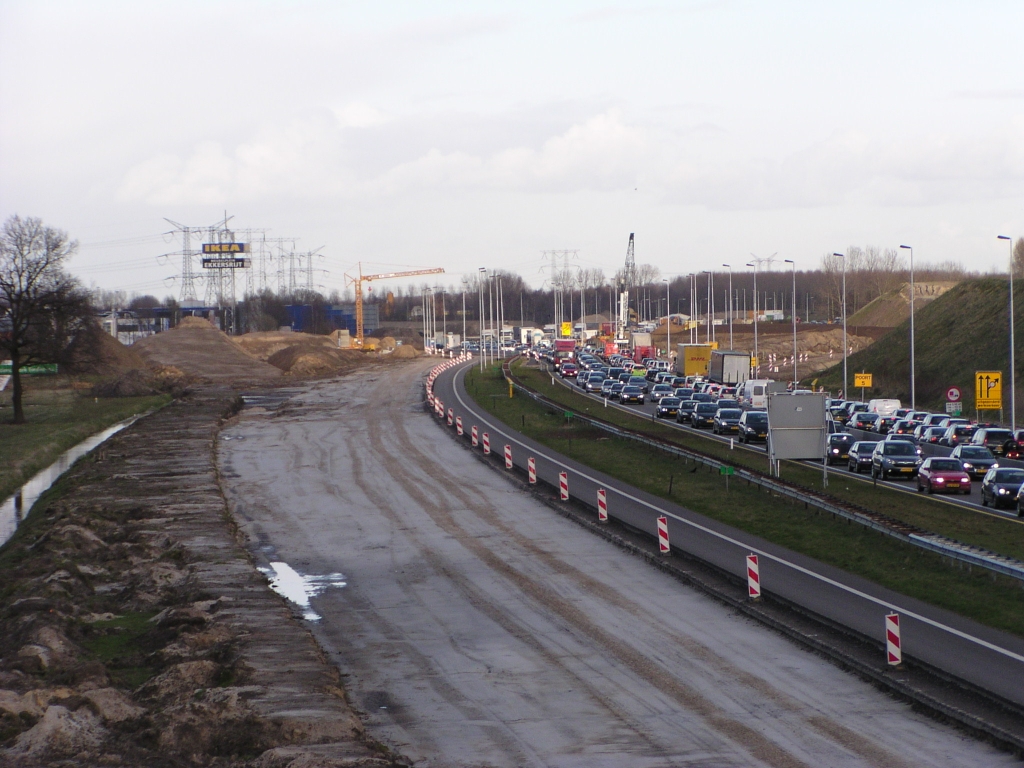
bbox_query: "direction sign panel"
[946,386,961,402]
[854,373,872,388]
[560,321,572,337]
[975,371,1002,410]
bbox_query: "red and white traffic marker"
[886,613,902,666]
[447,408,454,426]
[471,426,479,447]
[482,432,491,455]
[746,554,761,599]
[559,471,569,501]
[597,489,608,522]
[528,457,537,484]
[456,416,463,436]
[657,516,670,553]
[504,444,513,469]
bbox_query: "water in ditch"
[0,418,138,548]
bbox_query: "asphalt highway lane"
[219,359,1018,767]
[436,362,1024,709]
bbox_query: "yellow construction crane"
[345,263,444,347]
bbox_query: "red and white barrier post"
[597,489,608,522]
[471,426,479,447]
[504,444,513,469]
[447,408,454,426]
[746,554,761,599]
[528,457,537,484]
[657,516,670,553]
[885,613,902,666]
[482,432,491,455]
[559,471,569,501]
[456,416,463,436]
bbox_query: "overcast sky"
[2,1,1023,298]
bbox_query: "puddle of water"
[257,561,346,621]
[0,418,138,548]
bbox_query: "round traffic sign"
[947,386,962,402]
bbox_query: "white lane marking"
[448,366,1024,665]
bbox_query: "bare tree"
[1013,237,1024,278]
[0,215,93,424]
[633,263,662,286]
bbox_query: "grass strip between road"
[463,362,1024,638]
[0,391,171,503]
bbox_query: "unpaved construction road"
[219,360,1016,768]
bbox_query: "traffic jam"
[533,340,1024,518]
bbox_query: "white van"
[868,399,901,417]
[739,379,773,409]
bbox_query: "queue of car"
[543,346,1024,516]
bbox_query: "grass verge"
[0,391,171,502]
[464,362,1024,637]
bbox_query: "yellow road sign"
[854,373,873,388]
[560,321,572,337]
[975,371,1002,409]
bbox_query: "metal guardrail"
[502,360,1024,583]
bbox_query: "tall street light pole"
[478,268,487,369]
[900,245,915,410]
[703,271,712,344]
[722,264,733,349]
[834,253,847,399]
[745,261,759,376]
[688,274,696,344]
[663,278,670,360]
[999,235,1015,432]
[461,278,468,351]
[784,259,797,384]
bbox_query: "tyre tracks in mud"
[357,363,913,768]
[219,361,1014,768]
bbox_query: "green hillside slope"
[813,278,1020,415]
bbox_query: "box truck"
[675,344,715,377]
[709,350,751,385]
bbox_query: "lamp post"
[899,245,915,410]
[703,271,713,344]
[688,273,696,343]
[745,260,759,375]
[461,278,468,352]
[784,259,797,384]
[833,253,847,399]
[478,268,487,369]
[722,264,733,349]
[663,278,670,361]
[999,235,1015,432]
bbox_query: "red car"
[559,363,578,378]
[916,457,971,495]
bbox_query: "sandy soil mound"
[231,331,339,362]
[132,320,282,383]
[266,345,368,377]
[391,345,419,359]
[68,329,150,376]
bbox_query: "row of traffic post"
[426,359,905,669]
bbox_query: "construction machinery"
[345,263,444,347]
[616,233,635,342]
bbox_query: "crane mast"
[345,263,444,347]
[617,233,635,341]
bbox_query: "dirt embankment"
[848,281,959,327]
[0,392,396,767]
[654,323,887,378]
[133,318,283,384]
